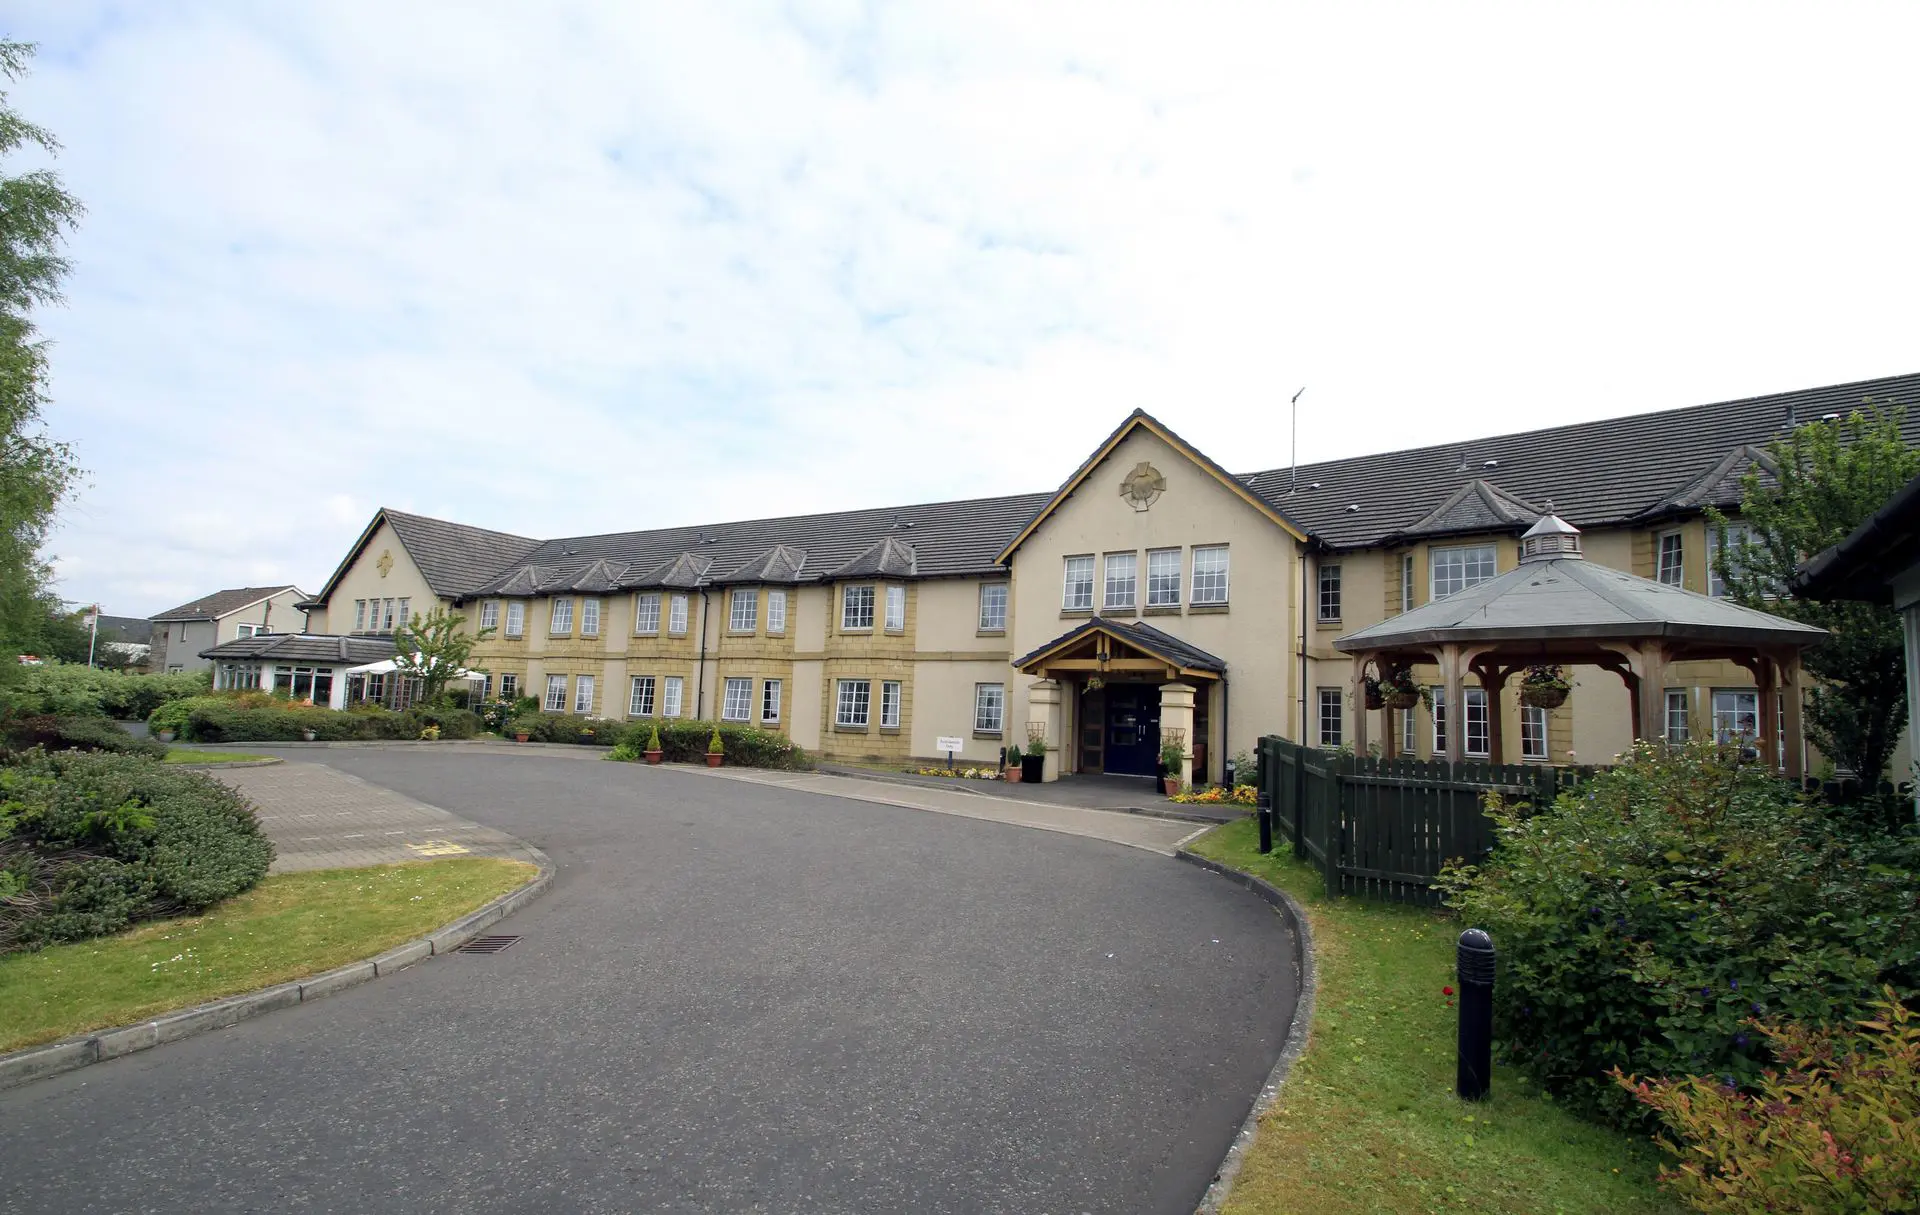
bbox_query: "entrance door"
[1104,683,1162,776]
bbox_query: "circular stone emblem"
[1119,461,1166,512]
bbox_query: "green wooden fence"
[1257,735,1595,905]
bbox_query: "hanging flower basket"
[1363,682,1384,710]
[1520,665,1571,709]
[1373,664,1424,711]
[1383,686,1422,711]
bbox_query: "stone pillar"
[1027,679,1064,782]
[1159,681,1196,787]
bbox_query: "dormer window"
[1431,546,1495,600]
[842,585,875,631]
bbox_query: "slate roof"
[1796,468,1920,603]
[199,633,398,664]
[153,586,304,623]
[1245,372,1920,550]
[1014,616,1229,674]
[96,615,152,643]
[380,510,542,598]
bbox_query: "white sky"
[13,1,1920,616]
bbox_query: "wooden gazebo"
[1333,516,1827,777]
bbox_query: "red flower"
[1443,985,1454,996]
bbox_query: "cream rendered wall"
[913,579,1007,653]
[317,520,445,635]
[1006,427,1304,774]
[910,659,1015,764]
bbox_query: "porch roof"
[1013,616,1226,680]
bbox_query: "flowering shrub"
[910,766,1001,780]
[1616,988,1920,1212]
[1170,783,1256,806]
[606,721,814,770]
[1437,740,1920,1129]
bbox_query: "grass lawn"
[1191,818,1679,1214]
[0,858,537,1053]
[162,748,274,764]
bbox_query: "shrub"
[0,749,274,952]
[1616,988,1920,1212]
[514,713,625,745]
[1,714,167,759]
[154,695,481,744]
[610,720,814,770]
[2,664,209,720]
[1438,741,1920,1129]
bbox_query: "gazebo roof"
[1334,557,1827,652]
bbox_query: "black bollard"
[1257,788,1273,854]
[1456,928,1496,1101]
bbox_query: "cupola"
[1519,514,1582,563]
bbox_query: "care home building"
[304,373,1920,784]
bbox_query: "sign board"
[935,736,966,754]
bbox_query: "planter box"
[1005,765,1022,783]
[644,750,663,765]
[1020,754,1045,783]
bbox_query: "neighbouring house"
[301,372,1920,783]
[93,614,153,669]
[198,633,398,709]
[148,586,311,674]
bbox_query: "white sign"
[935,736,966,754]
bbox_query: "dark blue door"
[1104,684,1162,776]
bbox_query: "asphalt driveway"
[0,750,1297,1214]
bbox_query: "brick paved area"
[213,760,544,872]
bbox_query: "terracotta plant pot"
[1005,766,1022,783]
[1521,685,1569,710]
[155,730,176,743]
[515,732,530,742]
[1162,777,1180,797]
[706,753,724,768]
[645,750,663,765]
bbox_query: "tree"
[1711,406,1920,786]
[390,608,494,704]
[0,41,83,666]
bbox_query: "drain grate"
[456,935,522,955]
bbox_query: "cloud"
[11,0,1920,614]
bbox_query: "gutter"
[694,588,711,719]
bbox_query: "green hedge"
[0,750,274,953]
[0,714,167,760]
[610,720,814,770]
[506,713,627,745]
[1,664,210,720]
[152,695,480,744]
[1439,741,1920,1130]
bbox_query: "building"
[198,633,399,709]
[304,373,1920,782]
[148,586,311,673]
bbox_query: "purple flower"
[1730,979,1739,991]
[1734,1032,1750,1049]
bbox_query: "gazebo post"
[1479,663,1509,764]
[1779,650,1805,782]
[1634,642,1670,745]
[1755,656,1779,773]
[1349,659,1371,756]
[1440,643,1466,763]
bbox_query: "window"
[979,584,1008,631]
[1431,545,1497,600]
[236,623,264,638]
[767,591,787,633]
[167,664,183,673]
[1317,688,1343,747]
[1712,689,1758,742]
[505,601,525,637]
[1665,689,1689,741]
[544,674,567,711]
[669,594,688,634]
[634,593,660,634]
[550,598,574,635]
[1465,688,1490,757]
[974,683,1005,733]
[1147,549,1181,607]
[573,675,595,714]
[722,678,752,721]
[842,585,875,630]
[1401,554,1415,614]
[836,679,871,728]
[630,675,655,717]
[500,673,518,699]
[482,675,494,699]
[1317,563,1342,623]
[881,681,902,729]
[353,600,367,632]
[396,598,410,628]
[1104,552,1137,611]
[381,599,397,630]
[1709,523,1754,599]
[1063,556,1095,610]
[1192,546,1230,605]
[1657,531,1685,588]
[730,589,757,632]
[885,585,906,632]
[580,599,600,637]
[662,676,684,718]
[1521,705,1548,760]
[479,600,500,631]
[1432,687,1448,754]
[762,679,782,723]
[1402,699,1417,754]
[270,665,333,705]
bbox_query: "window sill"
[1189,603,1230,614]
[726,630,756,637]
[634,632,659,638]
[879,726,901,735]
[972,730,1003,740]
[1059,608,1094,619]
[884,628,906,636]
[1142,605,1181,616]
[832,723,871,734]
[1315,619,1343,630]
[976,628,1007,638]
[1102,606,1138,617]
[841,627,874,635]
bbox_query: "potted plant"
[1378,664,1424,711]
[1021,726,1047,783]
[1520,664,1571,709]
[1004,743,1023,783]
[509,715,534,743]
[706,727,725,767]
[1158,739,1185,796]
[644,722,663,765]
[155,729,176,743]
[302,728,317,742]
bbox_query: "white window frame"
[973,683,1005,734]
[381,598,397,630]
[1431,686,1448,755]
[841,585,875,631]
[396,598,410,629]
[505,601,525,638]
[1464,687,1490,757]
[634,593,660,635]
[880,680,902,729]
[550,598,574,635]
[1402,698,1418,754]
[1712,688,1758,742]
[1063,556,1095,611]
[353,600,367,632]
[1665,688,1689,741]
[630,675,655,717]
[1521,705,1548,761]
[236,623,264,639]
[885,585,906,632]
[1317,688,1343,747]
[580,598,600,637]
[669,594,688,634]
[722,677,753,722]
[1318,562,1342,623]
[1431,545,1497,601]
[479,600,500,631]
[835,679,871,728]
[544,674,567,711]
[1191,546,1230,605]
[573,674,595,714]
[1657,531,1685,588]
[767,591,787,634]
[730,588,757,633]
[1147,549,1181,607]
[500,673,518,699]
[1401,553,1415,614]
[1709,523,1754,599]
[1103,552,1137,612]
[662,676,684,718]
[978,583,1008,631]
[762,679,782,723]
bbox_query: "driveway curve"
[0,750,1297,1214]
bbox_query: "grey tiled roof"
[381,510,542,597]
[153,586,303,622]
[1398,479,1542,539]
[1014,616,1228,674]
[824,535,918,580]
[710,545,808,587]
[199,634,398,664]
[1245,372,1920,549]
[96,615,152,643]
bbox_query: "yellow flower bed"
[1170,783,1256,806]
[910,766,1003,780]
